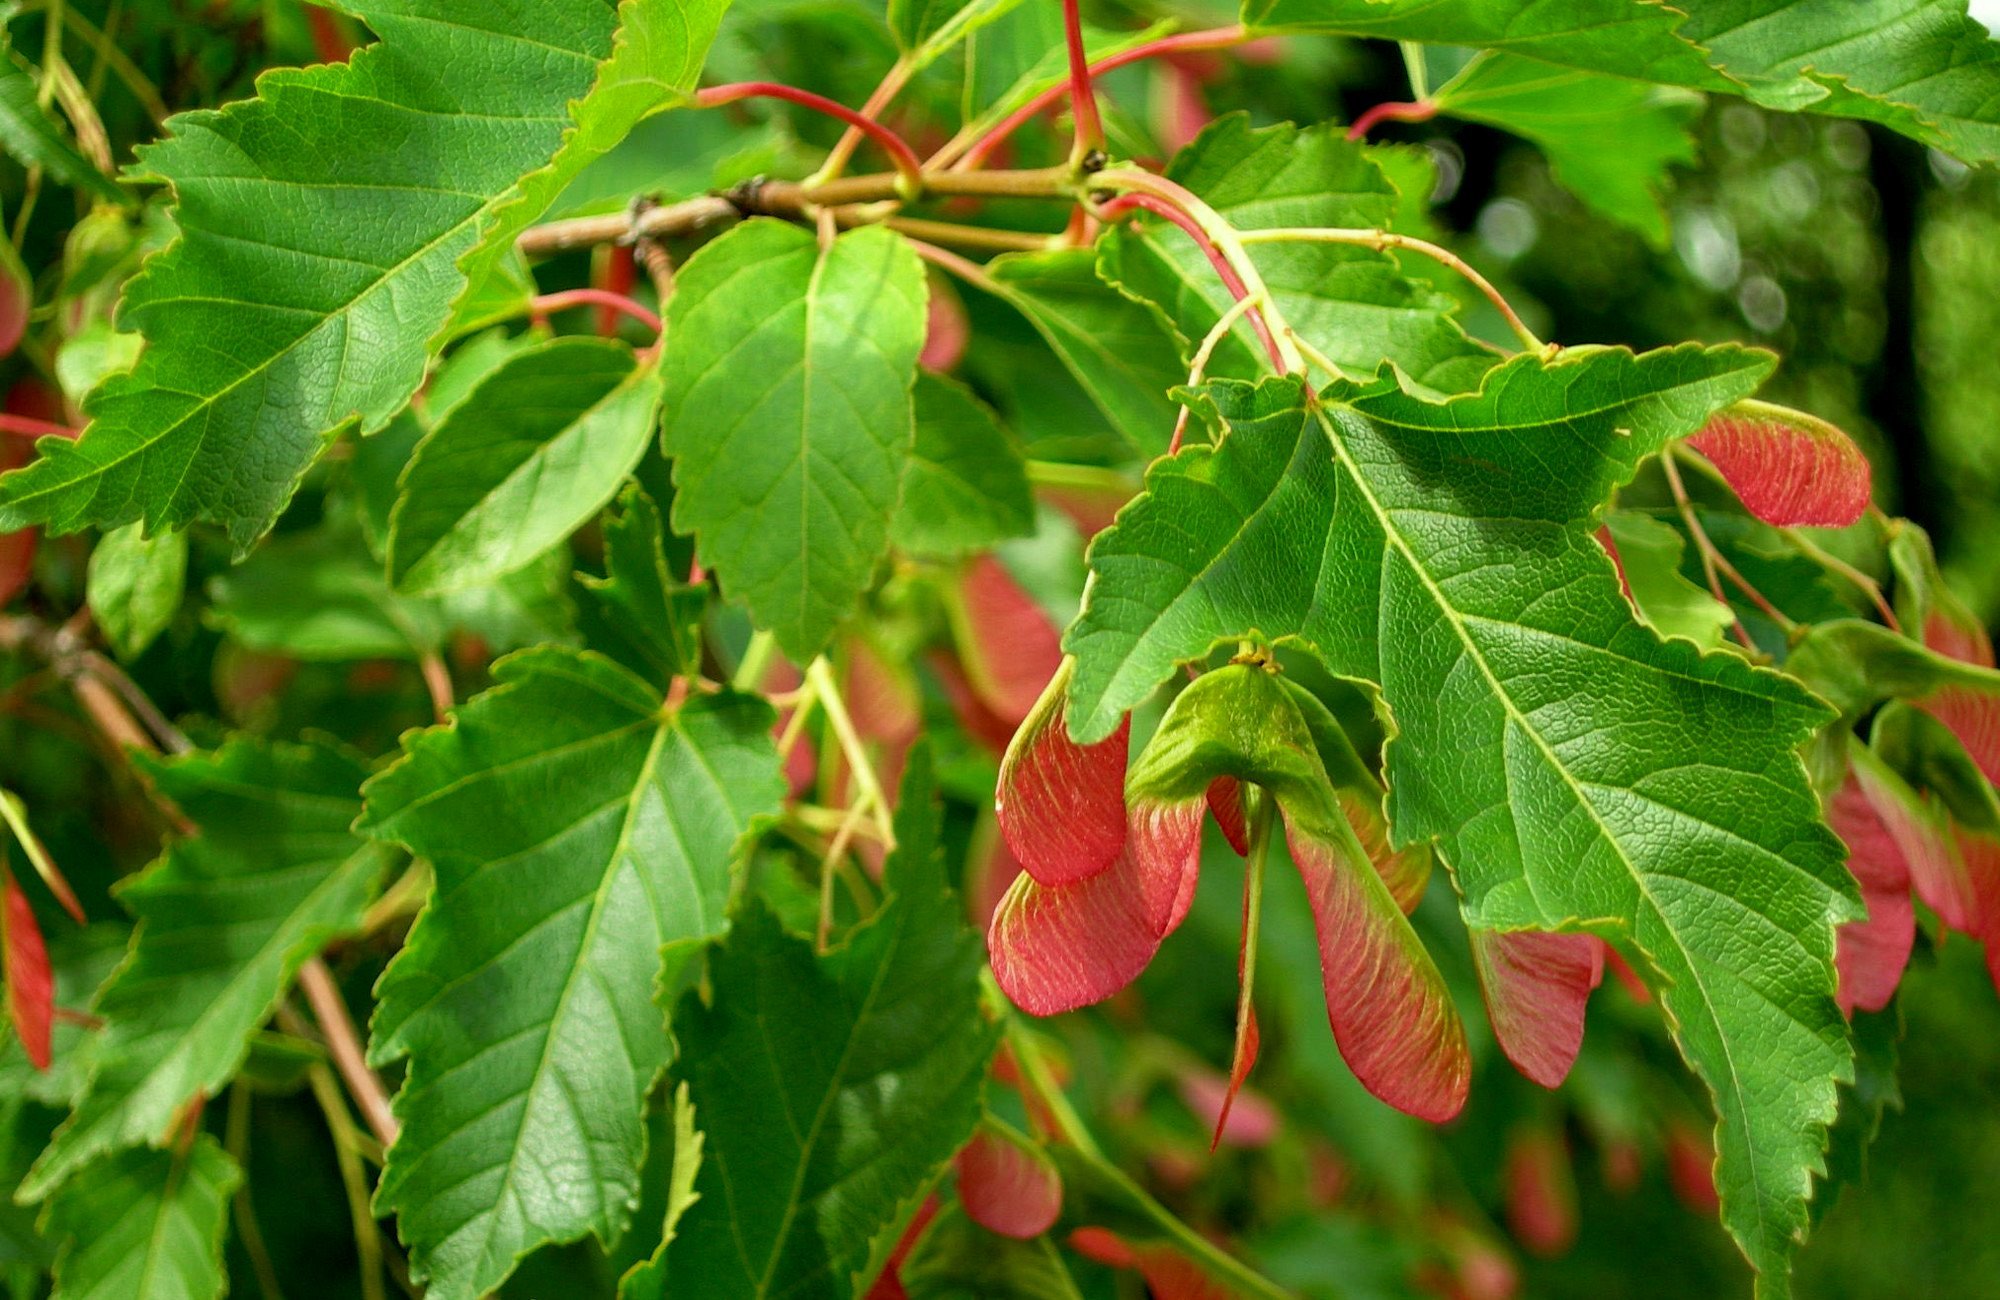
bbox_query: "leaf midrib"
[1306,399,1772,1230]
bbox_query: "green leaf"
[1245,0,2000,165]
[0,34,126,205]
[52,323,143,410]
[899,1203,1084,1299]
[982,249,1187,455]
[1431,53,1699,246]
[86,523,188,659]
[614,1083,705,1300]
[662,220,927,661]
[889,0,1025,63]
[43,1137,238,1300]
[1098,116,1492,397]
[0,0,725,551]
[0,925,127,1111]
[1603,509,1734,650]
[21,740,390,1200]
[1785,619,2000,720]
[578,484,708,686]
[388,337,662,595]
[209,520,448,661]
[892,373,1035,559]
[1812,1000,1901,1229]
[1066,347,1859,1292]
[1670,1,2000,162]
[656,746,999,1297]
[1241,0,1732,94]
[361,647,785,1300]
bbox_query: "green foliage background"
[0,2,1998,1298]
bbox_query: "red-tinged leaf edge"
[1686,399,1871,527]
[1888,522,1993,668]
[1503,1128,1579,1258]
[1125,666,1468,1122]
[0,241,29,359]
[1468,928,1598,1089]
[995,659,1130,888]
[2,870,53,1070]
[1665,1121,1721,1216]
[1826,758,1920,1014]
[1596,525,1632,599]
[1179,1047,1279,1150]
[954,1122,1062,1240]
[952,554,1064,726]
[1206,777,1248,856]
[926,649,1017,755]
[1291,818,1470,1122]
[987,843,1190,1016]
[1949,829,2000,999]
[1067,1229,1235,1300]
[1916,683,2000,789]
[1125,793,1205,935]
[863,1195,940,1300]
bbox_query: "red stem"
[1346,99,1438,141]
[696,82,924,188]
[597,246,638,337]
[0,414,81,441]
[529,289,663,335]
[957,26,1249,170]
[1096,193,1285,370]
[1060,0,1105,158]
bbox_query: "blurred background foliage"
[1,1,1997,1297]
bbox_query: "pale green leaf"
[43,1137,238,1300]
[0,0,725,550]
[1603,510,1734,650]
[654,746,999,1298]
[893,373,1035,559]
[362,647,785,1300]
[1067,347,1858,1292]
[85,523,187,660]
[21,740,390,1200]
[662,220,927,661]
[388,336,661,595]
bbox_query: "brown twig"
[1662,451,1760,651]
[513,167,1075,259]
[298,958,400,1149]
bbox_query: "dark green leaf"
[1066,347,1857,1290]
[1785,619,2000,720]
[0,34,126,204]
[983,249,1185,455]
[22,740,389,1200]
[578,484,708,685]
[0,0,725,550]
[362,648,785,1300]
[900,1203,1083,1299]
[43,1137,238,1300]
[893,373,1035,559]
[662,220,927,661]
[654,746,999,1297]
